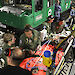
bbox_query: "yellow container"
[42,50,52,67]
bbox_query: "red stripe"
[8,48,11,56]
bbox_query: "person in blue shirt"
[70,7,75,17]
[54,0,62,22]
[70,6,75,26]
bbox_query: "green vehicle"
[0,0,71,30]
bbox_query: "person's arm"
[19,36,25,49]
[70,9,72,16]
[37,31,41,46]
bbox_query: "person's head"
[47,15,54,23]
[4,47,25,66]
[3,33,16,45]
[56,0,60,5]
[59,20,64,25]
[24,24,33,38]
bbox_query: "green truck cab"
[0,0,71,30]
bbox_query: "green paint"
[0,0,71,29]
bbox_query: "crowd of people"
[0,0,75,75]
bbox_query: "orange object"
[20,44,64,73]
[35,45,54,56]
[19,57,47,75]
[55,50,64,66]
[19,44,54,75]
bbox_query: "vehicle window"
[47,0,53,7]
[35,0,43,12]
[47,0,51,7]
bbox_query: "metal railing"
[54,39,73,75]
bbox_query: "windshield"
[3,0,32,10]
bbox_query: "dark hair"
[24,24,33,32]
[47,15,54,21]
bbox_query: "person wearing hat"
[19,24,41,54]
[51,19,65,34]
[42,15,54,36]
[2,33,16,66]
[47,15,54,35]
